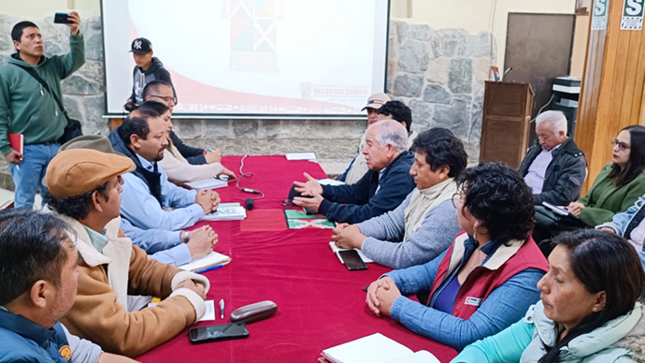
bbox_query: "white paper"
[198,300,216,322]
[319,178,344,186]
[329,242,373,263]
[286,152,317,161]
[185,178,228,190]
[202,206,247,221]
[323,333,413,363]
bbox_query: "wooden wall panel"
[575,0,645,195]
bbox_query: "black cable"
[235,155,265,200]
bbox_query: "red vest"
[428,232,548,320]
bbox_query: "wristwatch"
[182,231,190,243]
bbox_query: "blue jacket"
[0,309,70,362]
[318,151,415,224]
[598,194,645,242]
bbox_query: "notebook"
[179,251,231,272]
[202,203,247,221]
[285,152,316,161]
[329,242,373,263]
[321,333,440,363]
[185,178,228,190]
[8,133,23,154]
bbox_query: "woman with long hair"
[452,229,645,363]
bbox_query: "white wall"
[391,0,577,71]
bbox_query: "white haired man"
[518,110,587,206]
[293,120,415,224]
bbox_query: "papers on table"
[179,251,231,272]
[185,178,228,190]
[321,333,440,363]
[318,178,344,186]
[285,152,317,161]
[329,242,373,263]
[203,203,247,221]
[198,300,216,322]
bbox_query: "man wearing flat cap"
[44,148,211,357]
[56,135,217,267]
[339,92,391,184]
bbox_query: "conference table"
[138,155,458,363]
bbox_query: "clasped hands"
[195,189,220,214]
[331,223,366,250]
[365,276,401,318]
[292,172,324,212]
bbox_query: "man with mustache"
[108,107,219,231]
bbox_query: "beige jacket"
[58,215,209,357]
[158,140,224,184]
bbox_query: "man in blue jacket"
[293,120,415,224]
[0,209,135,363]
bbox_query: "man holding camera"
[0,14,85,208]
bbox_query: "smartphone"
[188,322,249,344]
[338,250,367,271]
[54,13,72,24]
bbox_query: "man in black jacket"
[293,120,415,224]
[125,38,176,109]
[518,110,587,206]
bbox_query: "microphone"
[242,188,261,194]
[245,198,254,211]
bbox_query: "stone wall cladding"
[0,16,489,189]
[388,20,496,149]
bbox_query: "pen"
[206,148,213,152]
[195,264,224,274]
[219,299,224,320]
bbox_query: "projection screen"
[101,0,390,118]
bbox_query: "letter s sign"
[595,0,607,16]
[626,0,644,16]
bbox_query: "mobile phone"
[188,322,249,344]
[338,250,367,271]
[54,13,72,24]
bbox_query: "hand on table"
[568,202,585,217]
[366,276,397,317]
[175,278,206,300]
[331,224,366,250]
[219,167,236,179]
[66,11,81,35]
[4,150,23,164]
[204,150,221,164]
[292,193,323,213]
[185,226,218,259]
[195,190,220,214]
[293,172,323,196]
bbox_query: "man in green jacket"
[0,13,85,208]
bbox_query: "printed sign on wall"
[593,0,610,30]
[621,0,644,30]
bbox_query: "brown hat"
[59,135,117,154]
[361,92,391,111]
[46,149,135,198]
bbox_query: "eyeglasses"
[451,193,462,209]
[611,138,630,151]
[149,94,177,106]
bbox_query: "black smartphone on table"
[188,322,249,344]
[54,13,72,24]
[338,250,368,271]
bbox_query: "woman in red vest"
[365,162,548,350]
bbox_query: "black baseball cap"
[129,37,152,54]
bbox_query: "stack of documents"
[203,203,247,221]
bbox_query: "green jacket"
[0,33,85,155]
[578,163,645,226]
[452,301,645,363]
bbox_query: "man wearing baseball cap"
[44,148,210,357]
[338,92,391,184]
[124,37,176,110]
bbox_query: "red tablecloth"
[138,156,458,363]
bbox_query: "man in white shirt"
[518,111,586,206]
